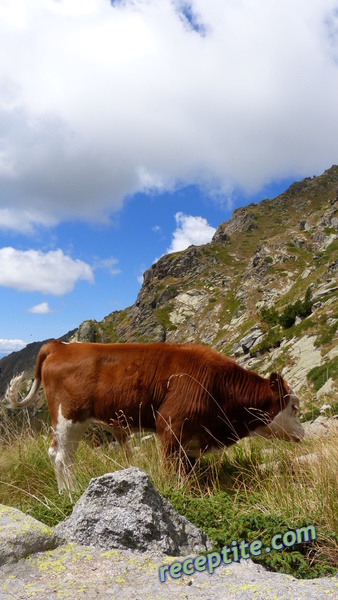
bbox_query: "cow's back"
[40,341,227,427]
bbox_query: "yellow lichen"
[100,549,119,559]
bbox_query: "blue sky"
[1,0,338,356]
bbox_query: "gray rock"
[298,219,314,232]
[212,208,257,240]
[54,467,211,555]
[303,415,338,437]
[234,326,264,355]
[331,216,338,230]
[326,258,338,274]
[75,320,97,342]
[1,545,337,600]
[0,504,62,566]
[212,225,231,244]
[311,301,322,311]
[233,341,244,357]
[143,246,204,284]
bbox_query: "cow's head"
[251,373,305,443]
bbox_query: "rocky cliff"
[74,165,338,398]
[1,166,337,402]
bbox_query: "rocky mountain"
[1,166,337,403]
[0,330,76,396]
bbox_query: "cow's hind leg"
[49,407,88,493]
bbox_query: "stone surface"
[282,335,322,391]
[212,207,258,238]
[233,326,264,356]
[317,378,336,397]
[0,504,62,566]
[169,291,208,326]
[303,415,338,437]
[54,468,211,556]
[1,546,337,600]
[75,320,97,342]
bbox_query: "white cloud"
[0,338,26,353]
[167,212,216,253]
[27,301,53,314]
[0,247,94,295]
[0,0,338,231]
[0,208,56,234]
[94,257,121,276]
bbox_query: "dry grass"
[0,401,337,576]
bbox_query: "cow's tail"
[6,343,51,409]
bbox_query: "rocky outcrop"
[281,335,322,392]
[212,206,258,242]
[143,246,205,284]
[75,320,97,342]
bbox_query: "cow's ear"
[269,373,289,410]
[269,372,283,394]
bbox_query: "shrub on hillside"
[279,288,313,329]
[259,306,279,326]
[261,288,314,330]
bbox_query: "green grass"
[0,411,337,579]
[154,305,177,332]
[307,357,338,391]
[251,327,283,356]
[315,319,338,347]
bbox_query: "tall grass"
[0,406,337,579]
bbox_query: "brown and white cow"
[6,340,304,492]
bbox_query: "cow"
[6,340,304,492]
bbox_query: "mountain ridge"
[1,166,337,402]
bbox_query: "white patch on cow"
[48,410,135,493]
[49,405,89,494]
[250,390,305,443]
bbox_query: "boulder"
[0,504,62,566]
[233,326,264,356]
[54,467,211,556]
